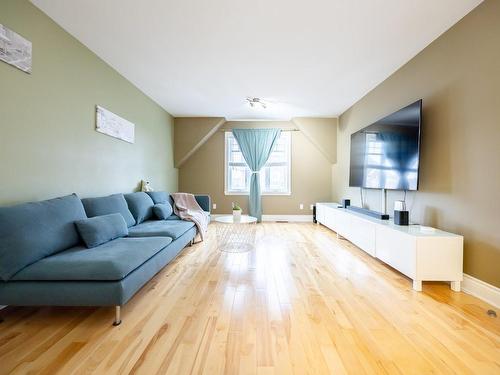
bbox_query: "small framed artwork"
[96,105,135,143]
[0,24,32,74]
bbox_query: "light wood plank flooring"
[0,223,498,374]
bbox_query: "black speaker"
[313,205,317,223]
[341,199,351,208]
[394,210,409,225]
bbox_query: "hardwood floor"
[0,223,498,374]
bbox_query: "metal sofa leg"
[189,239,193,247]
[113,306,122,326]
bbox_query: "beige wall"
[0,0,177,205]
[292,117,337,164]
[174,117,225,167]
[178,119,337,215]
[333,0,500,287]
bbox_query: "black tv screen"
[349,100,422,191]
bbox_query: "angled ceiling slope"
[292,118,337,164]
[174,117,338,167]
[32,0,482,119]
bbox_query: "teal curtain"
[232,128,281,222]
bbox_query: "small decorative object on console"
[420,226,437,233]
[341,199,351,208]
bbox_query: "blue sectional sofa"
[0,191,210,325]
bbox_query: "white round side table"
[214,215,257,253]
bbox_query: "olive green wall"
[0,0,177,205]
[333,0,500,287]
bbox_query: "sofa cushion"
[124,192,155,224]
[75,213,128,248]
[146,191,170,204]
[0,194,87,281]
[128,220,195,240]
[11,237,173,281]
[153,203,173,220]
[81,193,135,228]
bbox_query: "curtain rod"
[219,128,300,132]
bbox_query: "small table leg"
[412,280,422,291]
[450,281,461,292]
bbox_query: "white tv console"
[316,202,463,291]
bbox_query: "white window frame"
[224,131,291,196]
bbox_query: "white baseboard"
[262,215,313,222]
[462,274,500,308]
[211,214,312,222]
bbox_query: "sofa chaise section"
[0,228,195,307]
[0,191,207,326]
[10,237,173,281]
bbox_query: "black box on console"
[341,199,350,208]
[394,210,409,226]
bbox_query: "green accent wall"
[0,0,177,205]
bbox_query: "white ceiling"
[32,0,482,120]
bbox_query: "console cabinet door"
[348,216,376,256]
[332,209,349,237]
[376,226,416,279]
[323,207,336,231]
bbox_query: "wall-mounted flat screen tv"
[349,100,422,191]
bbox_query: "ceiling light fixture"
[246,97,267,109]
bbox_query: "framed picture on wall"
[0,24,32,74]
[96,105,135,143]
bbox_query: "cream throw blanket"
[171,193,209,241]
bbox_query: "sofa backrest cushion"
[124,192,155,224]
[153,203,173,220]
[0,193,87,281]
[146,191,169,204]
[149,192,180,220]
[81,193,135,227]
[75,213,128,248]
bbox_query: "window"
[225,131,291,195]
